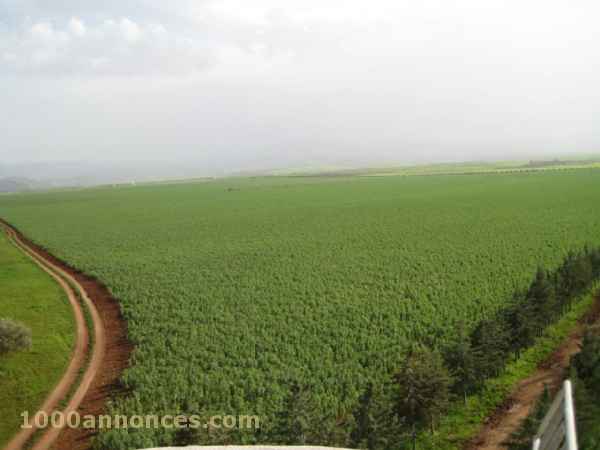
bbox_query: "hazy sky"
[1,1,599,172]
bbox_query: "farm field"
[0,230,74,446]
[278,158,600,178]
[1,170,600,448]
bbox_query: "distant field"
[1,170,600,448]
[354,160,600,177]
[0,232,74,446]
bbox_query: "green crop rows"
[1,170,600,448]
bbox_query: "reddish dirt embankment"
[1,220,132,450]
[466,295,600,450]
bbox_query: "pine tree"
[444,321,481,403]
[271,381,317,445]
[349,382,399,450]
[503,292,535,359]
[591,247,600,278]
[526,267,554,333]
[391,346,452,438]
[351,383,378,449]
[570,325,600,450]
[557,251,593,307]
[573,325,600,387]
[471,317,511,379]
[572,255,593,294]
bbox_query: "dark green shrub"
[0,318,32,355]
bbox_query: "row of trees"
[446,246,600,403]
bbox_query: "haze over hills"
[0,177,36,193]
[1,155,600,193]
[0,160,214,192]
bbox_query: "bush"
[0,319,32,355]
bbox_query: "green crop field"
[1,170,600,448]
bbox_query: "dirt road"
[466,295,600,449]
[2,225,104,450]
[1,221,131,450]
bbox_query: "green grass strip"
[0,232,75,447]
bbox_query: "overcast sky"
[1,1,599,172]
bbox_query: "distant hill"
[0,161,213,190]
[0,177,35,193]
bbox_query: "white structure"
[532,380,578,450]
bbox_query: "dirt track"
[2,225,96,450]
[466,295,600,450]
[1,221,131,450]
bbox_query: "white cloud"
[0,16,212,76]
[30,22,54,39]
[119,17,142,43]
[89,56,109,69]
[68,17,86,37]
[149,24,167,36]
[30,22,69,43]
